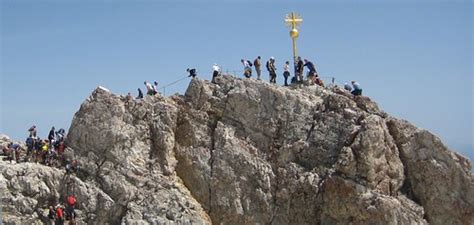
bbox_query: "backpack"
[247,60,253,67]
[67,195,76,207]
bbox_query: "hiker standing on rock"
[144,81,154,95]
[28,125,37,138]
[296,56,304,82]
[153,81,159,95]
[48,127,55,149]
[212,63,220,83]
[254,56,262,80]
[266,57,277,84]
[283,61,290,86]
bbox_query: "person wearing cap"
[351,81,362,96]
[266,57,277,84]
[212,63,220,83]
[254,56,262,80]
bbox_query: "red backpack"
[67,195,76,207]
[56,207,64,219]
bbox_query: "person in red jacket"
[66,195,77,222]
[55,204,65,225]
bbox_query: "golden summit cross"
[284,12,303,77]
[285,12,303,30]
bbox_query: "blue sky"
[1,0,472,162]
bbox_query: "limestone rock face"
[1,75,472,224]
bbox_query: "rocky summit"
[1,75,473,225]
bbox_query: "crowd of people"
[1,125,80,225]
[208,56,363,96]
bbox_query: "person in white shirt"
[144,81,154,95]
[241,59,252,78]
[153,81,159,95]
[212,63,220,83]
[283,61,290,86]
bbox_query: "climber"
[66,159,80,174]
[26,136,34,156]
[241,59,252,78]
[266,57,277,84]
[28,125,37,138]
[254,56,262,80]
[296,56,304,82]
[66,195,77,223]
[212,63,220,84]
[187,68,197,78]
[8,142,21,163]
[55,204,65,225]
[153,81,159,95]
[303,59,318,84]
[48,205,56,220]
[144,81,154,95]
[314,75,324,87]
[344,83,352,92]
[136,88,144,99]
[351,81,363,96]
[48,127,56,149]
[283,61,290,86]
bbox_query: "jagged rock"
[1,75,472,224]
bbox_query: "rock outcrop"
[1,75,472,224]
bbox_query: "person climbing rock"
[55,204,65,225]
[187,68,197,78]
[66,195,77,223]
[303,59,317,84]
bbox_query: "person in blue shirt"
[304,59,318,84]
[351,81,362,96]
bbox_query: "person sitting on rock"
[187,68,197,78]
[351,81,363,96]
[314,75,324,87]
[136,88,144,99]
[344,83,353,92]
